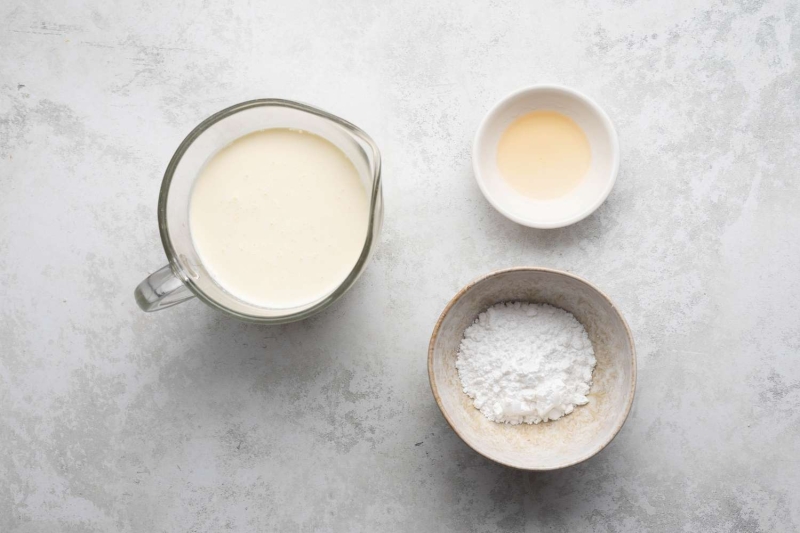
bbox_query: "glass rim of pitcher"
[157,98,383,323]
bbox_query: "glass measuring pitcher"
[134,99,383,324]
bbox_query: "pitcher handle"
[135,264,195,312]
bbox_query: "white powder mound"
[455,302,596,425]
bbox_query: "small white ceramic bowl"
[428,268,636,470]
[473,86,619,228]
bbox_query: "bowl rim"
[427,266,637,471]
[472,84,620,229]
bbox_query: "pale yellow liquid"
[189,129,369,308]
[496,111,591,199]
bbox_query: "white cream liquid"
[189,129,369,308]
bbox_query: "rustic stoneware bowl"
[428,267,636,470]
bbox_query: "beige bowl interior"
[428,268,636,470]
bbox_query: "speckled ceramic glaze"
[429,267,636,470]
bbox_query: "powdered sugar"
[455,302,596,425]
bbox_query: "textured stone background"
[2,0,799,531]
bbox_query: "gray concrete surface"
[2,0,799,531]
